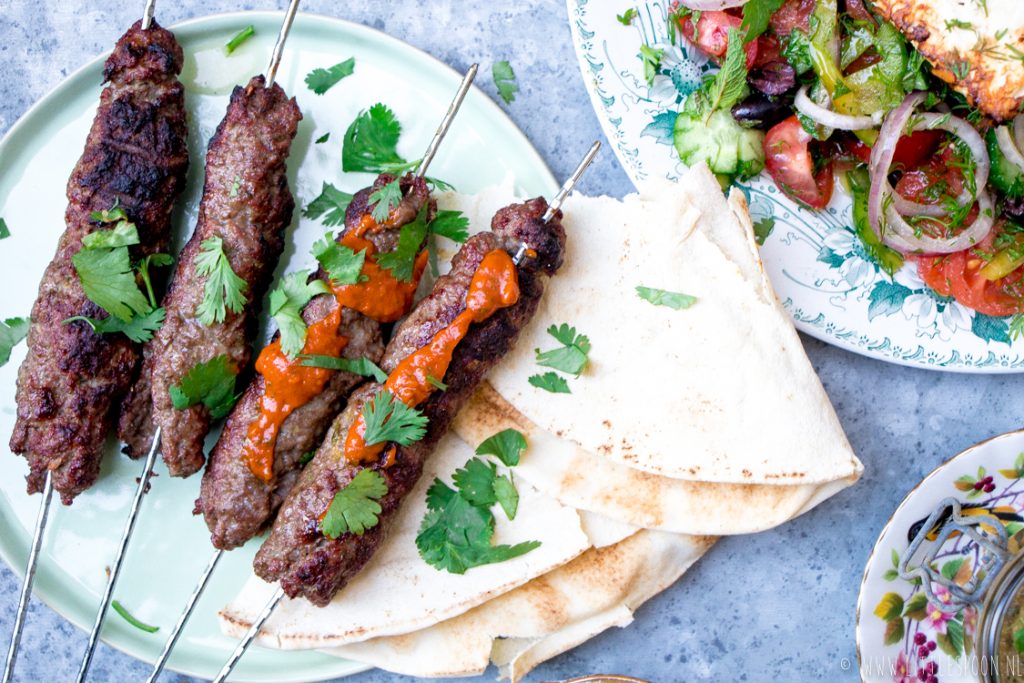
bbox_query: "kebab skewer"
[74,4,304,681]
[212,142,600,682]
[147,65,480,683]
[2,1,189,680]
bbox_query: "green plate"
[0,10,556,682]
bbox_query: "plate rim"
[0,8,557,682]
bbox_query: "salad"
[642,0,1024,319]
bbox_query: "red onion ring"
[677,0,750,9]
[794,85,881,130]
[880,190,995,255]
[996,125,1024,175]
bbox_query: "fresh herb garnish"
[361,390,429,447]
[168,355,238,419]
[229,176,241,197]
[740,0,786,43]
[639,45,663,85]
[225,25,255,54]
[453,457,500,507]
[493,474,519,520]
[474,428,527,467]
[616,9,638,25]
[369,178,403,224]
[376,204,430,282]
[298,450,316,466]
[305,58,356,95]
[636,286,697,310]
[66,307,166,344]
[269,272,330,358]
[195,236,247,326]
[698,28,748,115]
[342,104,418,174]
[534,323,590,376]
[492,60,520,104]
[299,354,388,383]
[304,183,354,227]
[320,469,388,538]
[428,210,469,243]
[315,132,331,144]
[426,374,448,391]
[311,233,366,286]
[753,216,775,245]
[0,218,10,240]
[0,317,29,366]
[111,600,159,634]
[528,371,571,394]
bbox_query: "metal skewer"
[210,140,600,683]
[265,0,301,89]
[146,62,480,683]
[141,0,156,30]
[2,475,53,683]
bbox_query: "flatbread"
[326,530,715,681]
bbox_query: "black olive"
[1003,196,1024,221]
[731,94,793,130]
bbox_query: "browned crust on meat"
[254,199,565,605]
[10,20,188,504]
[196,175,433,550]
[117,76,301,478]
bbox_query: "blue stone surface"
[1,1,1016,681]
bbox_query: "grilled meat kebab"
[118,75,301,477]
[254,197,565,606]
[196,174,435,549]
[11,20,189,504]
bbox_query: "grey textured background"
[2,1,1020,682]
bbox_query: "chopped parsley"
[492,61,519,104]
[528,371,571,394]
[0,218,10,240]
[534,323,590,376]
[168,355,239,419]
[616,9,637,25]
[361,390,428,447]
[636,286,697,310]
[320,469,388,538]
[474,428,527,467]
[311,233,365,286]
[194,236,247,326]
[225,25,255,54]
[342,103,419,175]
[299,354,388,383]
[315,132,330,144]
[305,58,356,95]
[0,317,30,367]
[111,600,159,634]
[269,272,330,358]
[304,182,354,227]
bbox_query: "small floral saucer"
[856,430,1024,682]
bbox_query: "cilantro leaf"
[616,8,638,25]
[168,355,239,419]
[72,241,152,322]
[225,25,254,54]
[700,28,749,114]
[82,220,139,249]
[298,450,316,466]
[320,469,388,538]
[452,457,498,507]
[376,204,429,282]
[361,390,428,447]
[312,234,365,286]
[342,104,417,174]
[315,132,330,144]
[475,428,527,467]
[65,307,165,343]
[0,218,9,240]
[636,286,697,310]
[493,474,519,520]
[753,216,775,245]
[534,323,590,376]
[492,61,520,104]
[195,237,247,326]
[639,45,663,85]
[740,0,786,43]
[305,58,356,95]
[304,182,354,227]
[299,354,388,382]
[369,179,403,224]
[89,202,128,224]
[528,372,571,394]
[269,272,330,358]
[0,317,29,366]
[425,176,456,192]
[429,210,469,243]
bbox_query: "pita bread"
[327,530,715,681]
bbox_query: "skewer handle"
[542,141,600,223]
[416,64,479,179]
[141,0,156,30]
[145,548,224,683]
[75,429,161,683]
[1,474,54,683]
[265,0,301,89]
[212,588,285,683]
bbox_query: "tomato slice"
[842,130,945,169]
[764,116,834,210]
[769,0,815,37]
[679,11,758,68]
[918,254,954,298]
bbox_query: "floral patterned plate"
[856,430,1024,682]
[566,0,1024,372]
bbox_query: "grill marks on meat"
[118,76,301,478]
[10,21,188,504]
[196,175,434,550]
[254,198,565,606]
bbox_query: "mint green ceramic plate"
[0,11,556,682]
